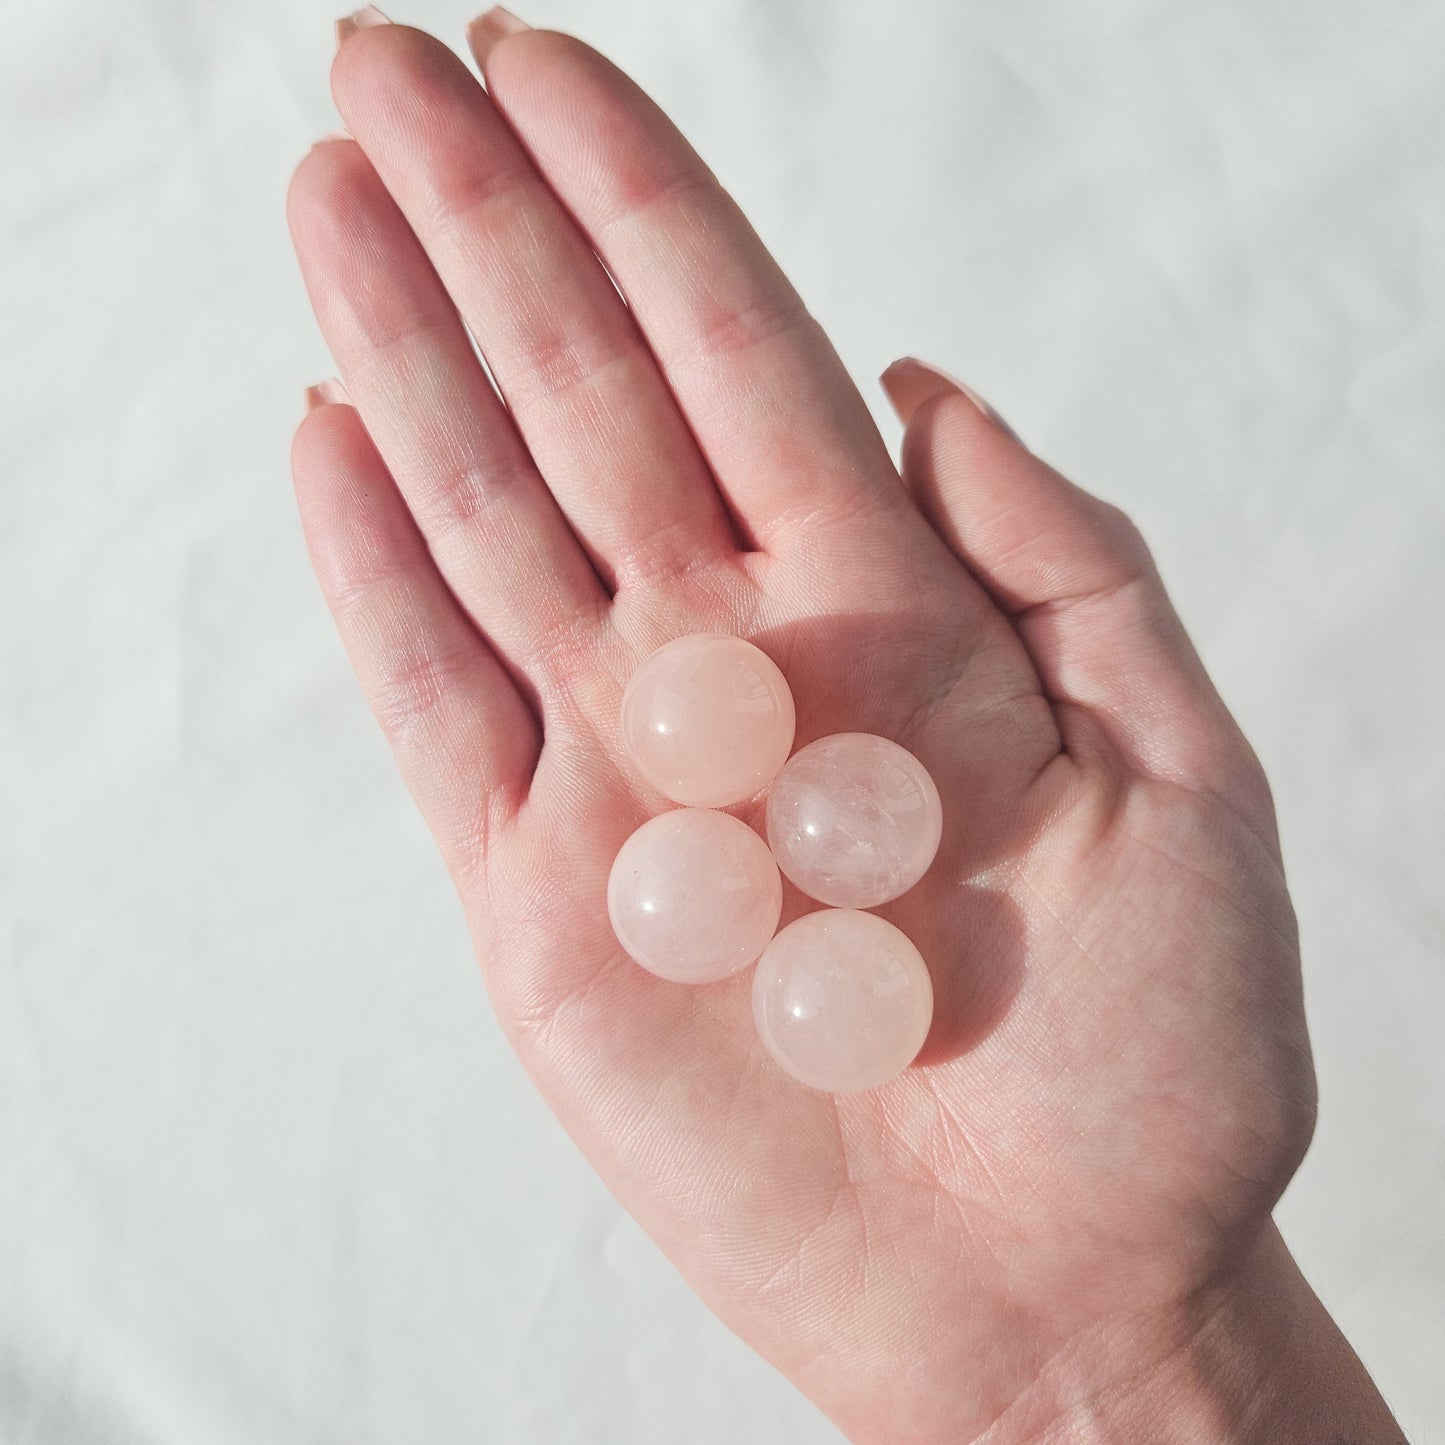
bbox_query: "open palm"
[289,16,1316,1442]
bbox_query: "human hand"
[288,12,1402,1442]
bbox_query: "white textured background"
[3,0,1443,1440]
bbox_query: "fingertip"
[290,389,372,527]
[477,24,636,119]
[304,377,352,415]
[881,356,1021,444]
[331,7,399,101]
[467,6,532,69]
[286,134,358,240]
[336,5,390,50]
[330,16,435,112]
[880,357,953,425]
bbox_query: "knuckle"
[525,611,599,695]
[685,289,813,364]
[425,160,533,243]
[410,458,535,543]
[506,327,640,406]
[328,553,413,616]
[1093,500,1154,572]
[1249,1052,1319,1197]
[371,644,479,747]
[596,160,713,232]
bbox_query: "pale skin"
[288,9,1408,1442]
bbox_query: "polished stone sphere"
[765,733,943,908]
[608,809,783,984]
[752,909,934,1092]
[620,634,796,807]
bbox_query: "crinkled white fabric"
[2,0,1441,1440]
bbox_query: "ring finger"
[288,136,607,688]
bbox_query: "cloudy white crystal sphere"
[765,733,943,908]
[752,909,934,1092]
[608,809,783,984]
[621,634,796,807]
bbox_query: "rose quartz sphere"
[765,733,943,908]
[608,809,783,984]
[621,634,796,807]
[752,909,934,1092]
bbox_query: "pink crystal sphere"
[765,733,943,908]
[621,634,796,807]
[752,909,934,1092]
[608,809,783,984]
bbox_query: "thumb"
[881,357,1271,824]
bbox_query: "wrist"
[975,1223,1405,1445]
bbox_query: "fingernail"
[305,377,351,413]
[880,356,1019,443]
[467,6,530,66]
[336,5,390,47]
